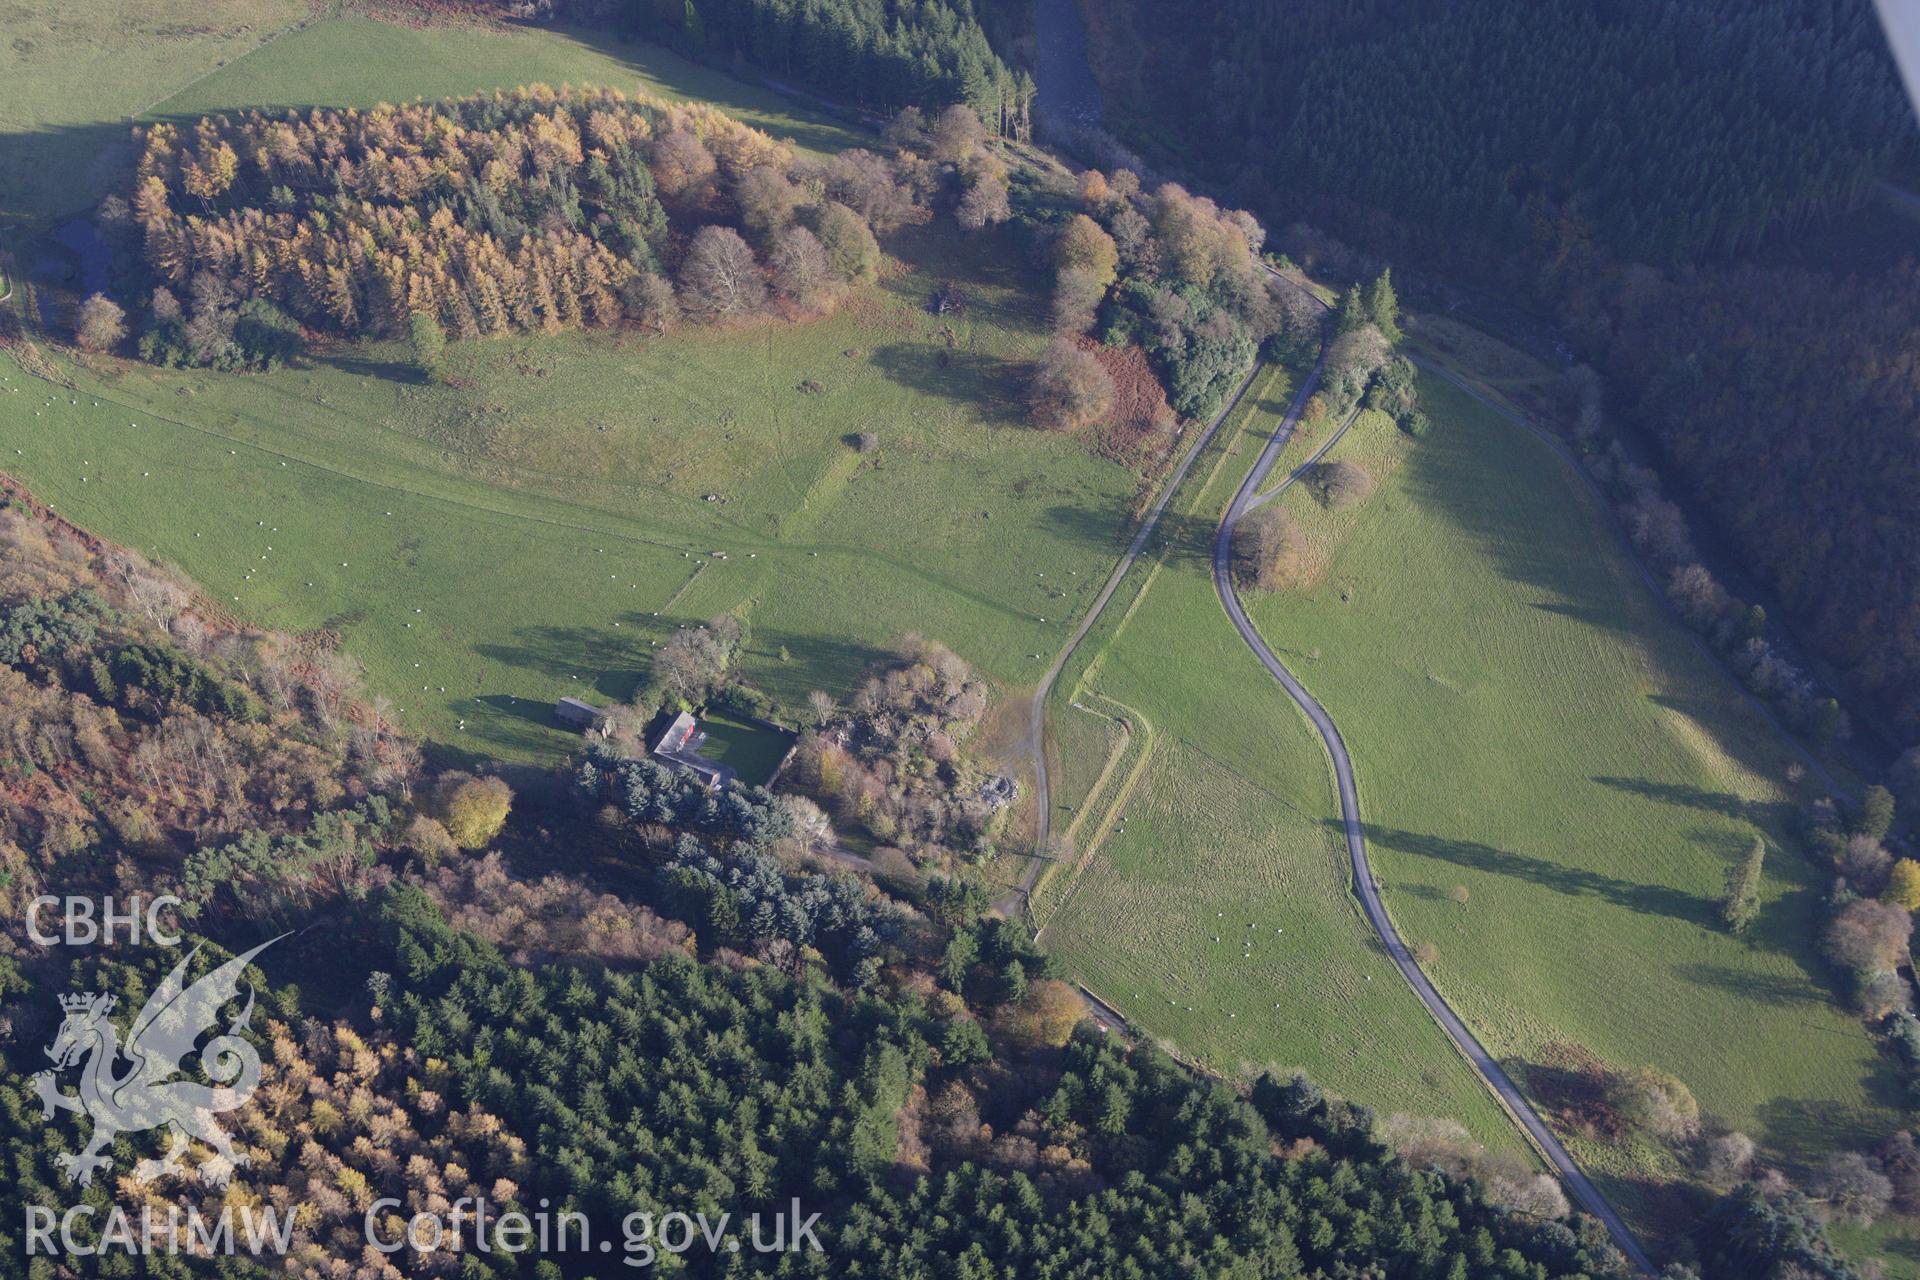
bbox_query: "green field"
[146,16,868,160]
[692,712,793,788]
[1245,370,1906,1253]
[2,214,1135,763]
[1032,362,1528,1151]
[0,10,1142,766]
[0,0,309,229]
[0,5,866,230]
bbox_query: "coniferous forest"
[122,87,896,355]
[495,0,1033,135]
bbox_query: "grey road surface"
[1211,338,1657,1277]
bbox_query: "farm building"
[553,696,603,730]
[651,711,736,789]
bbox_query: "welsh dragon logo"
[32,936,283,1189]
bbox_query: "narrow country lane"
[1211,339,1657,1277]
[1012,256,1656,1271]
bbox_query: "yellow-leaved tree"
[438,774,514,850]
[1885,859,1920,911]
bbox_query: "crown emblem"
[59,992,113,1015]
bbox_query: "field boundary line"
[8,362,722,559]
[1006,349,1274,917]
[1034,706,1156,939]
[660,561,709,613]
[1055,703,1136,851]
[133,4,332,121]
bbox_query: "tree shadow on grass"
[1498,1049,1609,1138]
[1676,962,1828,1009]
[1394,374,1620,607]
[1042,499,1220,565]
[1353,820,1711,926]
[737,626,896,710]
[1528,599,1639,635]
[314,349,425,386]
[879,220,1047,328]
[477,691,562,730]
[1757,1089,1905,1171]
[1591,773,1800,842]
[474,620,651,703]
[868,343,1025,426]
[478,617,899,722]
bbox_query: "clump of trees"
[678,224,768,321]
[423,850,697,965]
[1321,323,1388,416]
[646,612,746,709]
[883,103,1011,231]
[1232,505,1305,591]
[1319,273,1421,430]
[1309,458,1375,509]
[1803,785,1913,1017]
[121,87,904,362]
[1574,363,1850,747]
[1380,1114,1569,1218]
[576,743,794,850]
[1014,166,1318,430]
[1609,1064,1701,1143]
[1700,1180,1878,1277]
[72,294,125,352]
[1718,837,1765,933]
[135,279,304,372]
[1686,1123,1917,1271]
[1883,1011,1920,1107]
[1027,336,1115,430]
[0,503,417,919]
[1824,898,1912,1016]
[787,638,999,865]
[432,772,514,849]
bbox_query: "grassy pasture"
[0,0,309,229]
[146,16,868,159]
[4,0,1180,767]
[0,5,1149,766]
[1247,371,1905,1252]
[0,8,865,230]
[2,216,1133,763]
[1032,361,1526,1149]
[692,712,792,788]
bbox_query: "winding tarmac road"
[1009,268,1654,1272]
[1211,341,1657,1278]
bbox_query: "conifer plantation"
[125,86,898,356]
